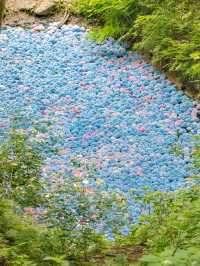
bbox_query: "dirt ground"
[3,0,84,28]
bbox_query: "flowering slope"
[0,25,199,219]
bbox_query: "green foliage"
[44,175,127,260]
[0,197,114,266]
[114,138,200,265]
[0,199,67,266]
[192,136,200,169]
[0,130,44,207]
[117,185,200,265]
[140,247,200,266]
[133,1,200,87]
[55,0,69,12]
[0,131,129,265]
[2,130,200,265]
[75,0,200,90]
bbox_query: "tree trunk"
[0,0,6,27]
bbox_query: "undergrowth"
[1,130,200,265]
[74,0,200,92]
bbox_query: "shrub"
[42,173,129,261]
[0,199,67,266]
[74,0,200,91]
[0,131,129,265]
[117,136,200,266]
[1,130,200,265]
[112,185,200,265]
[0,130,44,207]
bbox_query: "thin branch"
[0,0,6,28]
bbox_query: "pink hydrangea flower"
[73,169,82,177]
[135,166,143,176]
[138,126,146,133]
[175,119,183,126]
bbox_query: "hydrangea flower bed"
[0,24,200,220]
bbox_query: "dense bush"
[120,186,200,265]
[74,0,200,91]
[2,185,200,265]
[117,137,200,265]
[0,199,67,266]
[0,130,44,207]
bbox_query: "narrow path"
[0,25,199,219]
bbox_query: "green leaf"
[190,51,200,60]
